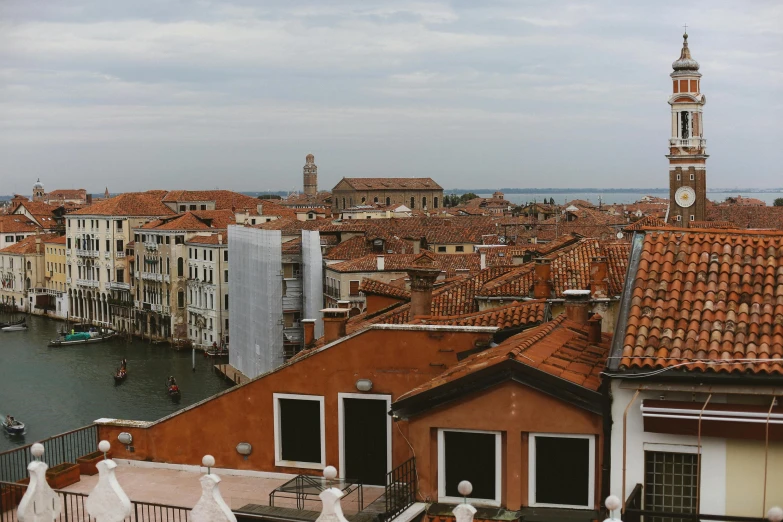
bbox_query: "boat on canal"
[1,320,27,332]
[2,416,25,436]
[167,377,181,399]
[48,323,116,347]
[0,317,25,329]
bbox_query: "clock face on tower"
[675,186,696,208]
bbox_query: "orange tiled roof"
[71,192,176,217]
[705,205,783,230]
[690,220,739,229]
[358,278,411,300]
[398,313,611,401]
[47,189,86,200]
[281,238,302,255]
[0,234,59,254]
[337,178,443,191]
[327,252,481,276]
[140,210,235,231]
[44,235,67,245]
[324,236,414,261]
[624,215,667,231]
[186,235,227,245]
[412,299,547,329]
[617,229,783,374]
[0,215,40,234]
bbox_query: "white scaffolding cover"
[228,226,284,379]
[301,230,324,339]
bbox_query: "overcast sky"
[1,0,781,194]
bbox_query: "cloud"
[0,0,781,192]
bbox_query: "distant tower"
[303,154,317,197]
[104,187,110,198]
[32,178,45,202]
[668,30,707,226]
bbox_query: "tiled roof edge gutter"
[608,231,645,371]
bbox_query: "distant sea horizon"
[3,188,783,206]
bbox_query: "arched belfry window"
[680,111,690,139]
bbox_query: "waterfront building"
[65,191,175,330]
[132,210,234,342]
[0,214,40,250]
[331,177,443,213]
[42,235,69,318]
[227,226,323,379]
[161,189,296,225]
[0,233,57,312]
[667,31,708,226]
[185,233,229,348]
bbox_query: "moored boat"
[1,321,27,332]
[49,325,116,347]
[2,416,25,435]
[0,318,25,328]
[166,377,181,399]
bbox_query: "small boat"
[113,369,128,383]
[49,324,116,347]
[167,378,181,399]
[2,417,25,435]
[204,347,229,358]
[1,321,27,332]
[0,318,25,328]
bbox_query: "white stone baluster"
[452,481,476,522]
[316,466,348,522]
[603,495,622,522]
[17,443,62,522]
[191,455,237,522]
[85,441,131,522]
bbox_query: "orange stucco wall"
[365,294,405,314]
[98,328,493,476]
[404,380,603,511]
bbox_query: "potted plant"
[76,449,111,476]
[45,462,80,489]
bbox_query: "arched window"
[177,290,185,308]
[410,197,415,209]
[342,198,346,209]
[680,111,690,139]
[434,197,439,209]
[361,197,366,204]
[374,197,378,204]
[26,261,31,270]
[177,257,184,277]
[386,197,391,205]
[422,197,427,209]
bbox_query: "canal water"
[0,313,232,453]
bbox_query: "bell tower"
[303,154,317,197]
[668,30,707,226]
[32,178,45,202]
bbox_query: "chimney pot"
[533,258,553,299]
[302,319,316,347]
[321,308,349,343]
[563,289,591,324]
[590,256,609,298]
[587,314,602,343]
[337,300,350,309]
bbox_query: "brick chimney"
[337,300,350,309]
[533,258,553,299]
[301,319,316,347]
[587,314,602,343]
[563,289,591,324]
[590,256,609,298]
[376,255,385,271]
[407,253,440,318]
[321,308,349,343]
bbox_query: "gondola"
[167,379,181,399]
[0,318,25,328]
[2,417,25,436]
[113,369,128,383]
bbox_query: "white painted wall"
[609,383,727,516]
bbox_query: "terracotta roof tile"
[44,235,67,245]
[0,215,40,234]
[398,314,611,400]
[624,215,667,231]
[413,299,547,328]
[359,278,411,300]
[337,178,442,191]
[328,252,481,277]
[0,234,60,254]
[186,234,228,245]
[71,192,176,217]
[140,210,236,231]
[619,229,783,374]
[324,236,414,261]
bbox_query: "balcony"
[104,252,110,259]
[66,249,71,256]
[323,285,341,299]
[152,303,162,312]
[164,274,170,283]
[77,279,99,288]
[116,251,126,258]
[76,249,99,258]
[109,281,130,290]
[669,137,707,150]
[66,277,71,284]
[144,242,158,251]
[142,272,163,282]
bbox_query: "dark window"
[533,435,591,507]
[374,197,378,204]
[165,236,170,244]
[222,250,227,262]
[422,197,427,208]
[224,270,228,283]
[189,204,197,210]
[116,239,123,251]
[442,431,497,501]
[116,269,124,283]
[209,250,213,261]
[67,238,71,248]
[177,257,184,277]
[179,205,186,212]
[277,397,322,464]
[644,451,698,520]
[175,235,184,244]
[455,246,464,252]
[200,205,207,210]
[349,280,360,296]
[410,197,415,209]
[386,197,390,205]
[680,111,690,139]
[177,291,185,308]
[224,294,229,310]
[437,246,446,252]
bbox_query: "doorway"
[338,393,391,486]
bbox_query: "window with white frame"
[438,429,501,506]
[273,393,325,469]
[529,433,595,509]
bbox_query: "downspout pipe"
[621,389,641,514]
[600,378,613,516]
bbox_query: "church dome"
[33,178,44,190]
[672,33,700,72]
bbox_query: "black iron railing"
[624,483,768,522]
[382,457,416,521]
[0,425,98,484]
[0,481,191,522]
